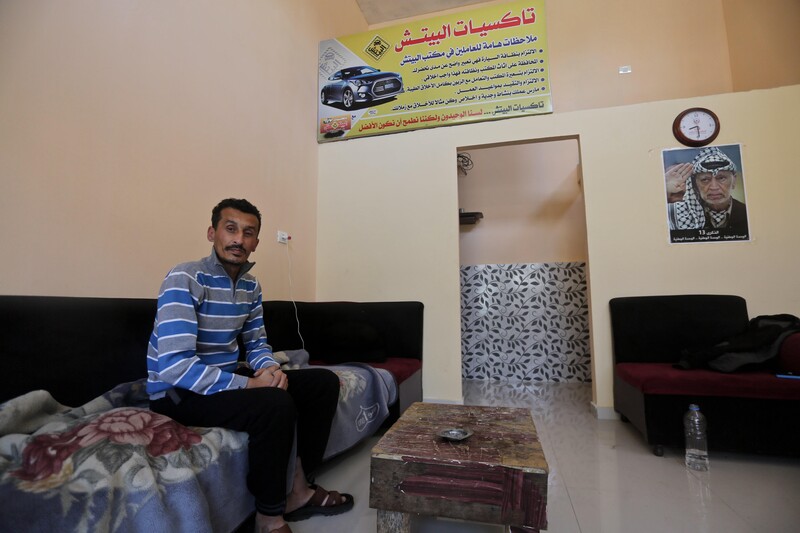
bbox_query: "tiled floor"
[282,380,800,533]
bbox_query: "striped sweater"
[146,249,277,400]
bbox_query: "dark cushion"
[315,321,386,363]
[616,363,800,400]
[262,300,423,362]
[0,296,154,406]
[609,295,749,364]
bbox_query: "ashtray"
[438,427,473,441]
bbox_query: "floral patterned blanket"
[0,362,397,533]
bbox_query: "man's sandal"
[283,484,354,522]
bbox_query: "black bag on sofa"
[675,314,800,372]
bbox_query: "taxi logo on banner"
[365,36,390,61]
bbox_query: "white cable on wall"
[284,239,305,350]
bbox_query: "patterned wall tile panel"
[460,262,591,382]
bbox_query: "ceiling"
[355,0,487,25]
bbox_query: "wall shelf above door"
[459,211,484,225]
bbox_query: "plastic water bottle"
[684,404,709,471]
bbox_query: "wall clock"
[672,107,720,147]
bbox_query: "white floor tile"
[282,381,800,533]
[689,453,800,533]
[543,480,581,533]
[568,482,756,533]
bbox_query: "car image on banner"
[320,66,404,110]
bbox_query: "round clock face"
[673,108,720,147]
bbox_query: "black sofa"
[609,294,800,457]
[0,295,424,415]
[0,295,423,532]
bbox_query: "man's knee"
[319,368,340,389]
[240,387,296,426]
[309,368,341,401]
[256,386,295,409]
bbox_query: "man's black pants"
[150,368,339,516]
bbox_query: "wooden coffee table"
[369,402,548,532]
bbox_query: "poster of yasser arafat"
[663,144,751,244]
[318,0,551,142]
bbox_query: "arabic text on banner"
[318,0,551,142]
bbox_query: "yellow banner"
[318,0,550,142]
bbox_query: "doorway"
[457,137,591,383]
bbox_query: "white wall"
[317,127,464,401]
[317,85,800,407]
[0,0,366,300]
[458,139,587,266]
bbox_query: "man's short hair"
[211,198,262,233]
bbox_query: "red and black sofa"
[609,294,800,457]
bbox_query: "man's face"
[207,208,260,268]
[694,170,736,211]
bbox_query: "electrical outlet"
[276,231,289,244]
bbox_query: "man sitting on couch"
[147,198,353,533]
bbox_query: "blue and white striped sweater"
[146,250,277,399]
